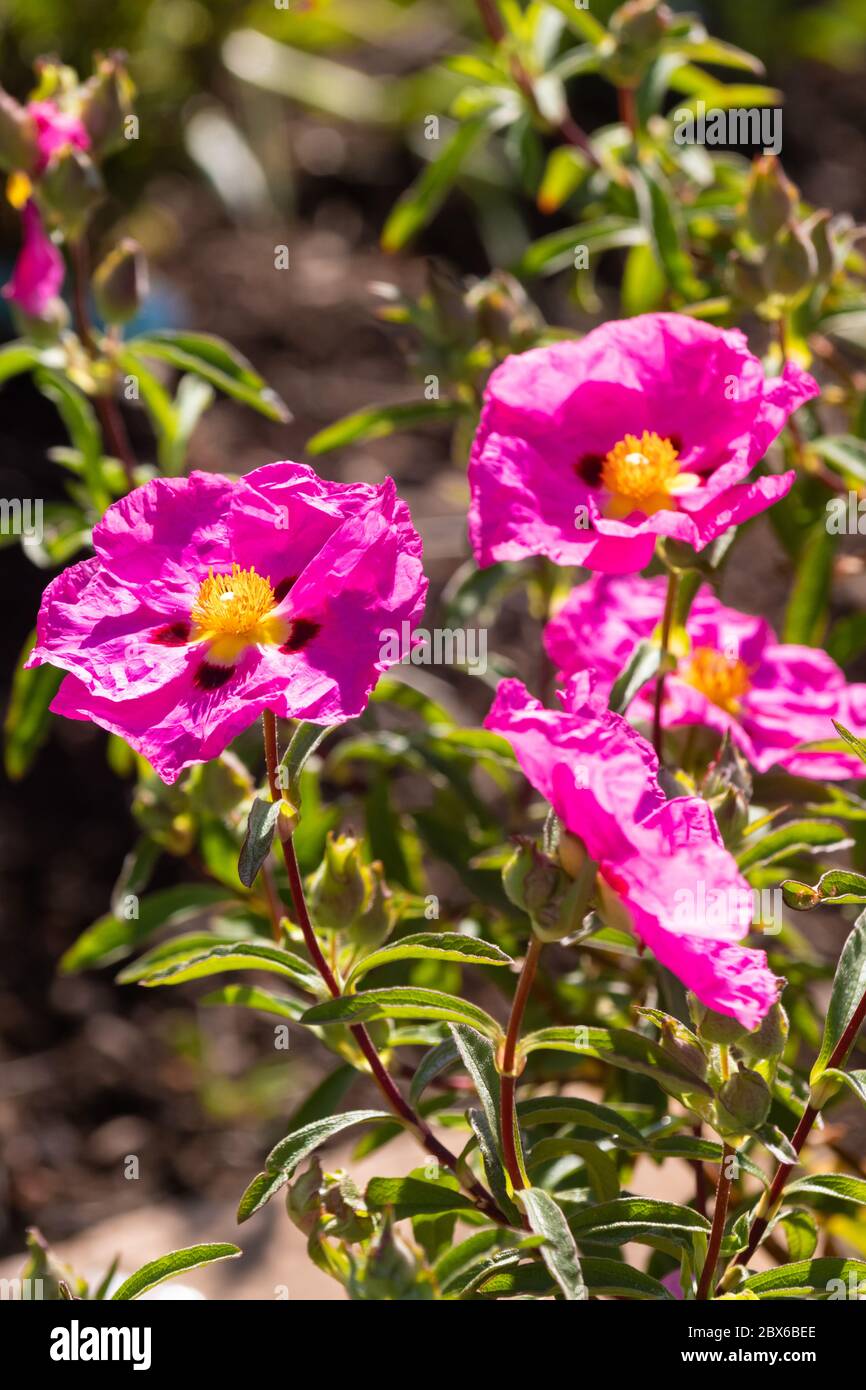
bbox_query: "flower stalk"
[499,936,543,1192]
[696,1143,734,1300]
[260,710,507,1226]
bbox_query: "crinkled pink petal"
[485,673,780,1027]
[3,201,64,316]
[469,313,816,573]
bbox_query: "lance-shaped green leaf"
[307,399,467,455]
[117,931,241,982]
[648,1136,768,1186]
[365,1175,476,1220]
[742,1257,866,1298]
[522,1025,712,1097]
[517,1095,644,1146]
[382,116,489,252]
[132,940,323,995]
[60,884,234,973]
[820,1068,866,1108]
[737,819,852,871]
[833,720,866,766]
[238,1109,392,1222]
[519,215,645,277]
[4,629,63,780]
[783,521,835,646]
[519,1188,586,1301]
[238,795,282,888]
[279,720,335,809]
[527,1138,619,1202]
[782,869,866,910]
[634,164,706,299]
[409,1037,461,1106]
[784,1174,866,1211]
[0,340,41,385]
[777,1209,818,1262]
[467,1109,522,1226]
[811,909,866,1084]
[127,331,289,421]
[812,435,866,485]
[476,1256,673,1300]
[609,639,660,715]
[569,1197,710,1250]
[201,984,305,1019]
[302,987,503,1040]
[111,1243,240,1300]
[348,933,511,985]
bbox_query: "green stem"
[499,936,542,1192]
[652,568,679,758]
[71,236,137,484]
[261,711,507,1225]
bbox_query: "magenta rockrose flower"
[468,313,818,574]
[29,98,91,172]
[485,674,780,1028]
[27,462,428,783]
[545,573,866,780]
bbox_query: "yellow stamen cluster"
[601,431,699,518]
[190,564,286,664]
[682,646,751,714]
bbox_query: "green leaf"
[522,1025,711,1097]
[381,116,488,252]
[467,1109,521,1226]
[785,1174,866,1211]
[517,1095,644,1146]
[821,1068,866,1107]
[433,1229,502,1292]
[239,1110,393,1222]
[633,164,705,300]
[782,521,836,645]
[4,630,62,780]
[737,819,852,871]
[60,884,233,973]
[365,1175,475,1220]
[518,216,645,277]
[200,983,304,1019]
[279,721,335,809]
[609,640,660,715]
[307,399,466,455]
[131,940,323,995]
[527,1137,620,1202]
[0,340,41,385]
[127,331,289,422]
[302,987,503,1039]
[569,1197,710,1249]
[111,1243,240,1300]
[782,869,866,910]
[238,795,281,888]
[287,1063,358,1131]
[812,434,866,485]
[347,933,511,985]
[450,1023,502,1134]
[742,1257,866,1299]
[37,369,111,513]
[811,909,866,1084]
[827,613,866,667]
[409,1037,460,1106]
[519,1188,586,1301]
[537,145,591,214]
[778,1209,818,1262]
[667,38,764,73]
[833,720,866,767]
[543,0,607,44]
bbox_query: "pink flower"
[29,99,91,173]
[546,574,866,780]
[2,200,64,316]
[27,463,428,783]
[468,313,817,574]
[485,675,780,1028]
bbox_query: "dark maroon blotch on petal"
[575,453,604,487]
[281,619,321,654]
[151,621,191,646]
[194,661,235,690]
[273,575,298,603]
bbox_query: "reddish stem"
[696,1143,734,1300]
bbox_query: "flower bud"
[689,997,749,1046]
[746,156,798,244]
[79,52,135,156]
[347,860,396,952]
[308,832,367,932]
[503,840,561,916]
[38,146,104,234]
[0,88,38,174]
[93,238,148,323]
[605,0,674,86]
[717,1067,771,1130]
[286,1158,324,1237]
[725,250,769,312]
[737,1002,788,1062]
[349,1216,433,1301]
[658,1018,708,1083]
[761,222,818,300]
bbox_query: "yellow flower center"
[190,564,287,664]
[681,646,751,714]
[601,431,699,519]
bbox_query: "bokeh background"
[2,0,866,1291]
